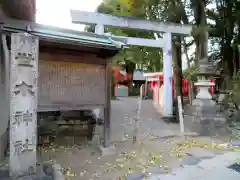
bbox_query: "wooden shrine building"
[0,16,122,177]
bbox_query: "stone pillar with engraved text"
[9,33,38,177]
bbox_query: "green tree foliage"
[85,0,163,72]
[86,0,240,91]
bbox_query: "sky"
[36,0,189,69]
[36,0,102,31]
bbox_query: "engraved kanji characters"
[14,140,23,156]
[13,139,33,156]
[12,111,23,126]
[22,139,33,153]
[23,110,33,126]
[12,110,33,126]
[15,52,34,67]
[10,33,38,176]
[13,81,34,96]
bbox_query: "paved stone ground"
[110,97,181,142]
[1,97,239,179]
[146,151,240,180]
[34,97,240,180]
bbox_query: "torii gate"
[71,10,193,118]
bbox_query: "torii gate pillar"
[163,33,173,117]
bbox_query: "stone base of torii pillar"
[184,60,229,137]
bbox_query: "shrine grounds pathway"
[38,97,240,180]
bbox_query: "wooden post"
[9,33,38,177]
[104,61,111,148]
[133,96,142,143]
[144,77,148,98]
[177,96,184,137]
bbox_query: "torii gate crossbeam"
[71,11,192,35]
[106,35,165,48]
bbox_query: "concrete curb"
[98,144,117,156]
[52,164,65,180]
[43,162,65,180]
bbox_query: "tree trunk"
[125,60,135,93]
[173,36,183,119]
[191,0,208,63]
[1,0,36,21]
[174,37,183,97]
[220,0,235,84]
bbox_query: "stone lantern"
[184,35,229,136]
